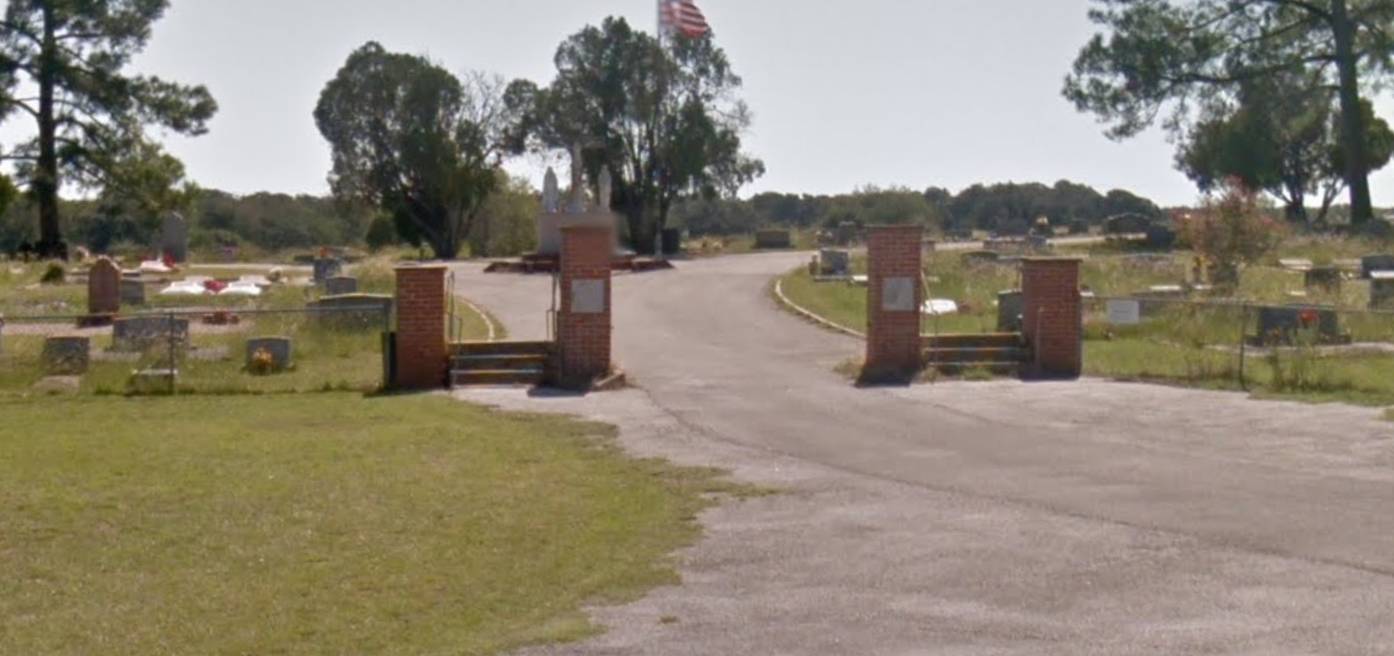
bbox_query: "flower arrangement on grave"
[203,310,240,326]
[248,347,277,376]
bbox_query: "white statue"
[598,165,612,211]
[567,142,586,213]
[542,167,560,213]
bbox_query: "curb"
[772,277,867,340]
[460,297,498,342]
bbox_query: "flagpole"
[656,0,665,45]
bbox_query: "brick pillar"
[1022,258,1083,379]
[557,226,613,387]
[394,264,448,390]
[864,225,924,381]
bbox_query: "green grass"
[2,254,501,396]
[778,267,867,333]
[0,393,747,654]
[778,243,1394,407]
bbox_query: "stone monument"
[160,212,189,263]
[542,167,561,214]
[88,257,121,316]
[534,143,620,256]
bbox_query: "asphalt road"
[452,252,1394,655]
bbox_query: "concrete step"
[451,340,553,357]
[924,333,1024,350]
[451,354,549,371]
[450,368,545,387]
[926,361,1024,375]
[924,347,1029,364]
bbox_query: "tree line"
[671,182,1162,237]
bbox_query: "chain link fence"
[1084,294,1394,400]
[0,304,391,396]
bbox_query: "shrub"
[1176,180,1285,289]
[39,262,65,284]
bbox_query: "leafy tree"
[468,173,538,258]
[1063,0,1394,226]
[1178,74,1394,225]
[80,138,198,251]
[0,0,217,258]
[315,43,511,259]
[505,17,764,253]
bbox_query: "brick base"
[394,265,448,390]
[863,225,924,382]
[1022,258,1082,379]
[556,226,613,388]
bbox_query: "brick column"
[394,264,448,390]
[864,225,924,381]
[1021,258,1083,379]
[557,226,613,388]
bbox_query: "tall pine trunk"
[1330,0,1374,227]
[35,3,63,258]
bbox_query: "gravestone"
[1279,258,1314,272]
[1107,299,1142,325]
[1253,306,1349,346]
[754,229,793,250]
[819,249,851,277]
[87,257,121,315]
[160,212,189,263]
[246,337,293,373]
[997,290,1024,332]
[42,336,90,375]
[313,258,344,284]
[324,276,359,296]
[1304,266,1343,292]
[1361,254,1394,279]
[112,316,190,352]
[1371,272,1394,310]
[120,278,146,305]
[1144,224,1177,250]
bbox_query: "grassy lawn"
[1,255,507,396]
[0,393,743,654]
[776,248,1394,408]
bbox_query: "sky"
[10,0,1394,206]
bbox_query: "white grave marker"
[571,279,606,314]
[1107,299,1142,325]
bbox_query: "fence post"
[167,311,177,396]
[1238,302,1248,391]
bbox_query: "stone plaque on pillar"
[882,277,916,312]
[571,279,606,314]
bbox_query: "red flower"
[1299,309,1319,326]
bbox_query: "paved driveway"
[452,253,1394,655]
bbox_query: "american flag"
[662,0,711,39]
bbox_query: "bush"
[40,263,65,284]
[1177,181,1286,289]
